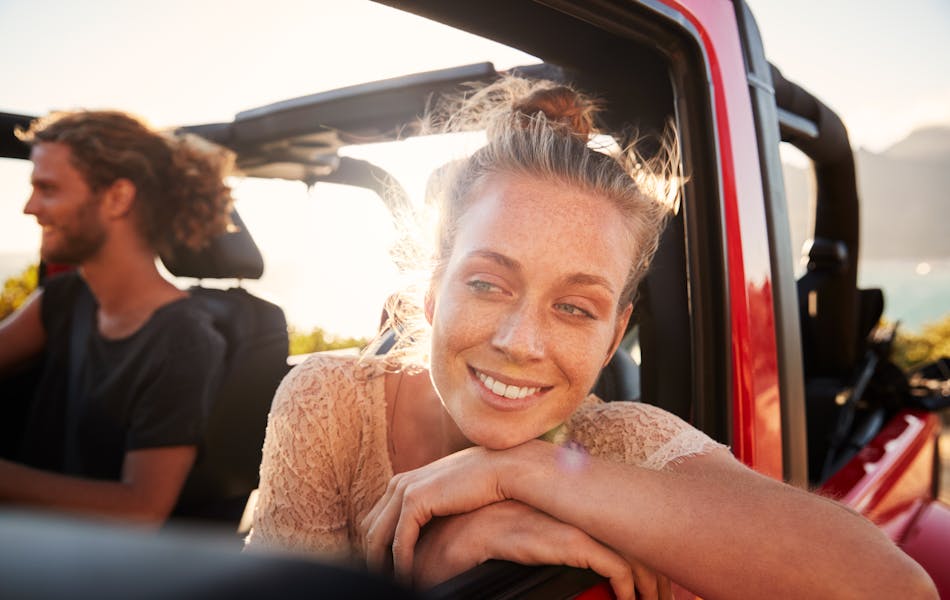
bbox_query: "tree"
[0,265,370,357]
[287,325,368,356]
[892,314,950,372]
[0,264,39,321]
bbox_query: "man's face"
[24,142,107,265]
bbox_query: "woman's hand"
[359,442,671,600]
[360,445,507,577]
[414,499,671,600]
[360,440,582,579]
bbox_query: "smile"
[473,369,543,400]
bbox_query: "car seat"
[161,211,289,527]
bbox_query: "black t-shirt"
[18,272,226,481]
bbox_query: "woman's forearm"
[497,440,936,600]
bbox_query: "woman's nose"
[491,304,545,363]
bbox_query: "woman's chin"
[462,424,541,450]
[479,438,523,451]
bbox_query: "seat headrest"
[160,210,264,280]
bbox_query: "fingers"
[627,559,672,600]
[571,534,636,600]
[366,488,672,600]
[362,475,433,582]
[629,560,658,600]
[361,448,506,581]
[495,508,635,600]
[411,516,479,590]
[658,573,673,600]
[391,488,430,581]
[361,474,403,573]
[500,510,666,600]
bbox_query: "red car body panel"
[574,581,615,600]
[822,410,941,535]
[661,0,783,479]
[820,409,948,594]
[650,1,947,596]
[899,499,950,594]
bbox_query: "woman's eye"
[555,303,595,319]
[467,279,500,293]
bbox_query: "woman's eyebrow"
[558,273,616,295]
[466,250,616,295]
[465,249,521,272]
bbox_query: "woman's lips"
[469,367,550,410]
[476,370,539,399]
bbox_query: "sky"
[2,0,948,335]
[746,0,950,152]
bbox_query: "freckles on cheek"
[561,330,617,391]
[562,330,609,364]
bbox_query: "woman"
[246,77,935,599]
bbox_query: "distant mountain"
[880,126,950,163]
[782,126,950,261]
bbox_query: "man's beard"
[41,194,108,265]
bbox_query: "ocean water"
[860,258,950,332]
[2,252,947,334]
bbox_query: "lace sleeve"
[243,355,359,560]
[567,399,726,470]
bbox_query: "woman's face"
[426,172,635,449]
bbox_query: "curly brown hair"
[17,110,234,254]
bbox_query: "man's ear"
[102,178,136,219]
[424,286,436,326]
[605,303,633,367]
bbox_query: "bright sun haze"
[1,0,947,337]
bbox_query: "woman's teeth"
[476,371,540,399]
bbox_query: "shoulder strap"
[63,288,94,473]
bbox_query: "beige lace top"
[244,353,724,560]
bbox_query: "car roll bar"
[770,64,862,377]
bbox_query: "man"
[0,111,233,525]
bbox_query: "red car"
[1,0,947,597]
